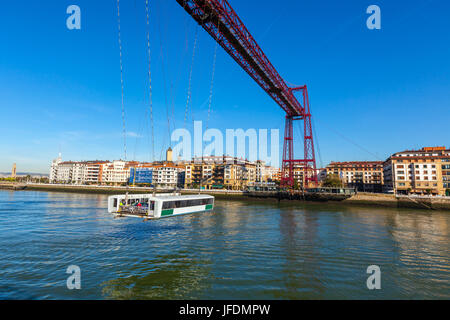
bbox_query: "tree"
[322,174,343,188]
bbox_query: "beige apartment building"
[185,161,246,190]
[325,161,384,192]
[184,157,269,190]
[383,147,450,196]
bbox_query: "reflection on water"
[0,190,448,299]
[101,252,212,299]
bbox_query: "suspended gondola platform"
[108,193,214,219]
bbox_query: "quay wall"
[0,183,246,200]
[344,192,450,210]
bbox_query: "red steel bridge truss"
[176,0,318,188]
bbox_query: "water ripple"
[0,190,448,299]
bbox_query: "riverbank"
[1,182,450,210]
[0,183,247,200]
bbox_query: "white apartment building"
[264,166,280,182]
[244,164,256,183]
[383,147,450,195]
[83,162,107,184]
[193,155,235,164]
[255,160,266,182]
[56,162,75,183]
[71,162,86,184]
[52,161,104,184]
[49,154,62,182]
[100,160,132,185]
[49,154,110,184]
[152,163,184,188]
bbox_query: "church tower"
[166,147,173,162]
[11,163,17,178]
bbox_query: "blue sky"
[1,0,449,173]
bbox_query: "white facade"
[389,161,439,190]
[101,160,130,184]
[84,162,103,184]
[49,156,107,184]
[53,162,89,184]
[49,154,62,182]
[56,162,74,183]
[255,160,266,182]
[72,163,86,184]
[383,147,450,195]
[153,165,180,188]
[264,166,280,181]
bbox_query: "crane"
[176,0,317,188]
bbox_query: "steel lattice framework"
[176,0,317,188]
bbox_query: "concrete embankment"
[343,192,398,207]
[0,183,246,200]
[246,191,350,202]
[2,183,450,211]
[247,190,450,210]
[0,183,26,190]
[344,192,450,210]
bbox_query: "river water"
[0,190,448,299]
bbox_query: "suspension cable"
[117,0,127,161]
[184,26,199,129]
[311,117,323,169]
[316,119,382,161]
[206,42,219,133]
[145,0,155,162]
[169,14,191,136]
[156,2,171,149]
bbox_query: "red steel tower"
[176,0,317,188]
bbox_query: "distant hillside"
[0,172,49,177]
